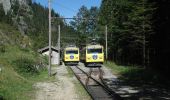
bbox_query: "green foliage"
[70,5,100,46]
[0,4,12,24]
[0,23,31,49]
[99,0,154,66]
[0,62,33,100]
[150,0,170,74]
[11,0,20,16]
[25,2,78,50]
[0,59,49,100]
[0,45,49,100]
[104,61,136,76]
[13,57,39,76]
[1,1,78,51]
[100,0,170,75]
[0,2,63,99]
[0,44,5,53]
[0,45,47,76]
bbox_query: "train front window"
[66,50,78,54]
[87,48,102,54]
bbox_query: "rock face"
[0,0,11,15]
[0,0,30,14]
[0,0,32,35]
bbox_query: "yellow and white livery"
[64,46,79,65]
[81,44,104,67]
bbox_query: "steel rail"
[68,65,122,100]
[75,66,122,100]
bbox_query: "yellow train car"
[81,44,104,67]
[64,46,79,65]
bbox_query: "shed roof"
[38,46,59,53]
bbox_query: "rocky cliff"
[0,0,32,35]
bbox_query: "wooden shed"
[38,46,59,65]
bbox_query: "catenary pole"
[105,25,108,63]
[48,0,52,76]
[143,0,146,68]
[58,25,60,65]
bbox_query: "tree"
[99,0,154,66]
[150,0,170,74]
[70,5,100,47]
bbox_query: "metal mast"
[48,0,52,76]
[58,25,60,65]
[105,25,108,62]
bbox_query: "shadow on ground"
[104,68,170,100]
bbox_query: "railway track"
[69,65,122,100]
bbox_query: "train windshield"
[87,48,102,54]
[66,50,78,54]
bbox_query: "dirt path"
[33,64,78,100]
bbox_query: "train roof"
[65,46,79,50]
[86,44,103,49]
[66,44,76,47]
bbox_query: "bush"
[13,57,39,76]
[0,95,4,100]
[0,45,5,53]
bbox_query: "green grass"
[0,61,32,100]
[66,66,74,77]
[104,61,139,76]
[0,45,50,100]
[0,21,52,100]
[0,23,24,46]
[28,69,55,82]
[0,63,50,100]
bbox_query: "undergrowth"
[104,61,170,87]
[0,45,48,100]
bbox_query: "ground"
[102,64,170,100]
[32,62,170,100]
[33,64,79,100]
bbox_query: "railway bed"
[69,65,122,100]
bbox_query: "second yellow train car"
[81,44,104,67]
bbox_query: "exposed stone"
[0,0,11,15]
[0,0,32,35]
